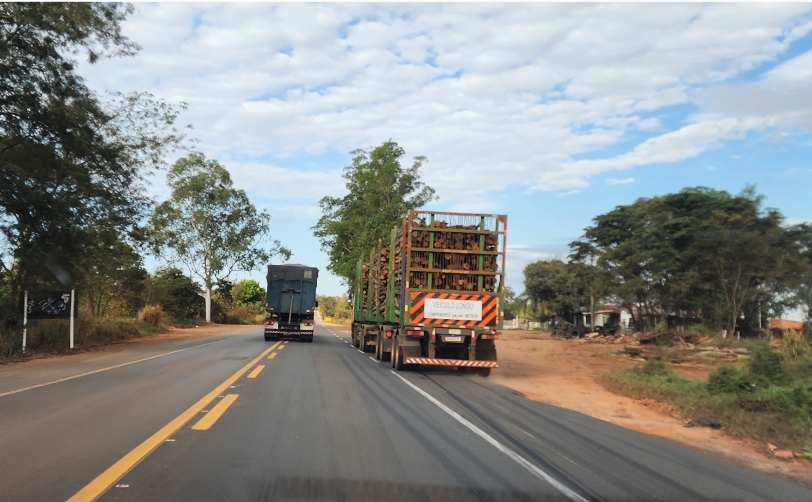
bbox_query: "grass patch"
[603,356,812,451]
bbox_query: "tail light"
[304,322,313,326]
[385,330,393,338]
[406,327,422,337]
[265,320,273,326]
[481,332,500,340]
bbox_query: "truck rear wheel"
[394,343,405,371]
[375,337,382,360]
[478,368,491,377]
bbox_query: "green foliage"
[783,329,807,358]
[707,366,754,394]
[142,267,203,321]
[231,279,265,306]
[522,259,594,321]
[317,294,352,322]
[570,187,806,333]
[748,348,786,384]
[149,153,290,321]
[0,4,188,323]
[606,347,812,450]
[312,141,436,287]
[640,359,671,377]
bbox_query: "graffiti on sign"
[25,291,78,319]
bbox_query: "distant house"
[573,305,633,330]
[769,319,804,331]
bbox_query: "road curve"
[0,324,809,502]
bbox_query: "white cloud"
[607,177,635,185]
[76,3,812,202]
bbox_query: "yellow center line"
[267,352,277,360]
[66,341,281,502]
[190,394,239,431]
[247,365,265,379]
[278,345,285,350]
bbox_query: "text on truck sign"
[424,299,482,321]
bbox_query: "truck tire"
[478,368,491,377]
[375,337,382,360]
[264,335,271,342]
[394,343,406,371]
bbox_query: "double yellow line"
[68,340,286,502]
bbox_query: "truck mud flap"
[404,358,498,368]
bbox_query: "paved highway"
[1,325,810,502]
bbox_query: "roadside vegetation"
[316,295,353,325]
[603,331,812,452]
[0,5,283,359]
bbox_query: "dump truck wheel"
[478,368,491,377]
[375,337,382,360]
[264,335,271,342]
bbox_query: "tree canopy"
[312,140,436,287]
[0,3,188,320]
[567,186,805,333]
[149,153,291,322]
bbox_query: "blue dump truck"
[264,264,319,343]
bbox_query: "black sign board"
[24,291,78,319]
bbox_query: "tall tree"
[149,153,291,322]
[312,141,436,287]
[0,3,188,317]
[523,259,592,322]
[691,188,797,335]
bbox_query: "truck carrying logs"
[352,211,508,376]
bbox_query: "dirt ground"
[491,330,812,486]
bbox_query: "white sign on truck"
[424,299,482,321]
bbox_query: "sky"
[79,2,812,301]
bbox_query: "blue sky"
[79,3,812,304]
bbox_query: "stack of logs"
[375,243,390,316]
[360,263,370,317]
[407,221,499,292]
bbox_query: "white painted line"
[0,339,225,398]
[357,349,364,354]
[390,371,588,502]
[369,357,380,364]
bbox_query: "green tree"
[691,188,798,335]
[149,153,291,323]
[232,279,265,306]
[791,224,812,322]
[0,4,188,318]
[312,141,436,287]
[75,227,147,318]
[572,187,802,334]
[143,268,203,320]
[523,259,592,322]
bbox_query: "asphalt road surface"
[1,324,811,502]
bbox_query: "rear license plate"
[448,329,461,335]
[445,336,462,342]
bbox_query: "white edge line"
[389,370,589,502]
[368,357,380,364]
[0,339,224,398]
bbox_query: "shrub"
[783,329,807,358]
[707,366,753,394]
[138,304,164,327]
[748,348,785,384]
[640,359,671,377]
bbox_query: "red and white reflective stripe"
[404,358,498,368]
